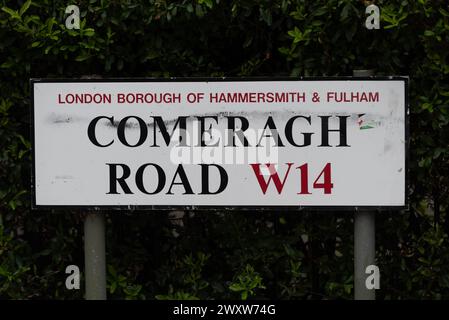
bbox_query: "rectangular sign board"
[31,78,408,209]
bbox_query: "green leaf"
[83,28,95,37]
[107,265,117,277]
[229,283,243,292]
[340,3,351,20]
[198,0,213,9]
[19,0,32,16]
[75,54,91,62]
[110,281,117,294]
[2,7,20,20]
[0,61,14,69]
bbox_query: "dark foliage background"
[1,0,448,299]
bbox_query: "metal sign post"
[353,69,376,300]
[84,213,107,300]
[354,211,375,300]
[78,75,107,300]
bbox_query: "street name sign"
[31,78,408,209]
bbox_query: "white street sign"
[32,78,407,209]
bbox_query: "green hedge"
[0,0,448,299]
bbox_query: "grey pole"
[84,213,107,300]
[81,74,107,300]
[353,69,376,300]
[354,211,375,300]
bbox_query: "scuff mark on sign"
[47,113,88,125]
[55,175,74,179]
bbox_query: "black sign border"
[30,76,409,211]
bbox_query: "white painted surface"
[33,80,406,207]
